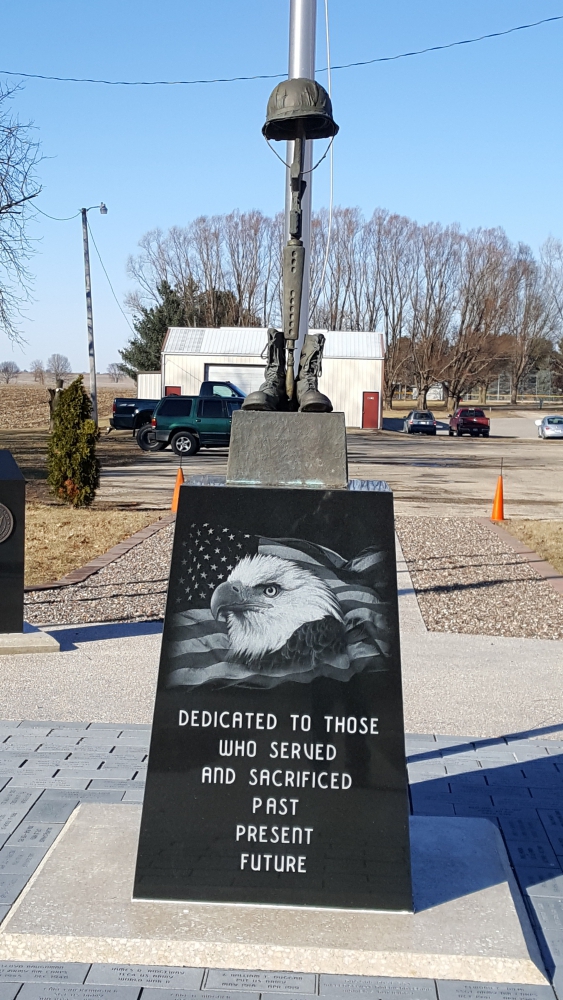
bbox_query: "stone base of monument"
[0,804,546,984]
[0,622,60,655]
[226,411,348,488]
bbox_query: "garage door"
[205,365,264,395]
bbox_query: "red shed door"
[362,391,380,429]
[165,385,181,396]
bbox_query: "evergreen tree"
[47,376,99,507]
[118,280,258,380]
[119,281,190,380]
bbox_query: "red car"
[449,407,490,437]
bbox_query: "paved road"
[98,415,563,517]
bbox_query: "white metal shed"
[139,327,385,428]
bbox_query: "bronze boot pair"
[242,329,332,413]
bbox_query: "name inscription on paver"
[134,486,412,911]
[17,987,141,1000]
[86,967,204,989]
[320,976,437,999]
[141,992,256,1000]
[436,982,556,1000]
[205,971,316,994]
[0,964,90,984]
[0,847,49,874]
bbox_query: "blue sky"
[2,0,563,370]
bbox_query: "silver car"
[535,415,563,439]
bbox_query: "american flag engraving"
[164,521,392,688]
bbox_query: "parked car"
[113,382,245,442]
[139,394,244,455]
[449,407,490,437]
[535,415,563,439]
[403,410,437,435]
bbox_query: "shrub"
[47,376,99,507]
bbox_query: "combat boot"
[295,333,333,412]
[242,328,287,411]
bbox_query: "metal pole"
[81,208,98,426]
[285,0,317,362]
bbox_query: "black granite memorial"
[0,451,25,634]
[134,483,413,911]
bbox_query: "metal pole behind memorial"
[81,208,98,428]
[285,0,317,363]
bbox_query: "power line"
[86,220,136,335]
[33,205,80,221]
[0,15,561,87]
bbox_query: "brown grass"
[504,520,563,575]
[0,383,135,430]
[25,505,160,586]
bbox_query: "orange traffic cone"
[491,474,504,521]
[171,466,184,513]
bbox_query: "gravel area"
[396,516,563,640]
[25,514,563,638]
[25,522,174,625]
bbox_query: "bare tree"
[0,84,41,342]
[310,207,366,330]
[503,246,557,403]
[541,236,563,325]
[367,210,417,407]
[408,223,458,409]
[30,358,45,383]
[107,362,122,383]
[0,360,19,382]
[46,353,72,384]
[440,228,513,409]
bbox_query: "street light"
[81,203,107,426]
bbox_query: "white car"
[535,415,563,439]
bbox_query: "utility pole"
[285,0,317,364]
[81,208,98,427]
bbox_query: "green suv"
[147,395,243,456]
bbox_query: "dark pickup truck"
[109,381,245,434]
[109,398,159,433]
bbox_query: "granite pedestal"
[226,411,348,488]
[0,804,546,984]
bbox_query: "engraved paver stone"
[0,789,41,809]
[0,874,31,903]
[320,977,436,999]
[5,823,63,848]
[141,992,255,1000]
[78,791,124,803]
[0,846,48,873]
[18,988,141,1000]
[25,799,79,823]
[0,810,31,835]
[527,896,563,982]
[0,985,22,1000]
[205,972,316,994]
[86,968,203,989]
[436,983,556,1000]
[510,842,559,868]
[0,965,90,984]
[87,780,131,790]
[8,777,89,790]
[499,815,552,843]
[524,870,563,898]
